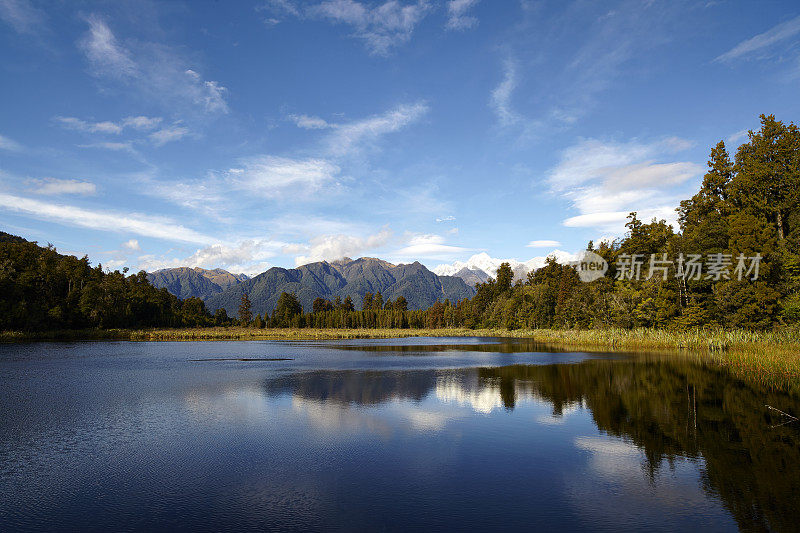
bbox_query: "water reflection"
[1,340,799,531]
[262,360,800,532]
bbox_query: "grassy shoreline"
[3,326,799,392]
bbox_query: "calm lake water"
[1,338,799,532]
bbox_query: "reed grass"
[3,326,799,392]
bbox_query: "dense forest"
[1,114,798,332]
[0,231,231,330]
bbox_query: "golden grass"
[3,326,799,392]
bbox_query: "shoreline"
[3,327,799,392]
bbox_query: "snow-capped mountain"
[433,251,579,283]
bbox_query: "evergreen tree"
[238,293,252,325]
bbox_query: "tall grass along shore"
[2,327,798,393]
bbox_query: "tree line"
[239,114,800,331]
[2,114,798,332]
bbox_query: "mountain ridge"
[202,257,476,317]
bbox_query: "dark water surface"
[1,338,799,532]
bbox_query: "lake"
[1,337,798,531]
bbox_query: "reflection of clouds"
[184,384,272,422]
[570,435,726,527]
[435,377,504,413]
[291,396,393,437]
[536,402,583,425]
[575,436,642,478]
[404,409,450,432]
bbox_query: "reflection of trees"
[323,340,564,354]
[264,360,800,532]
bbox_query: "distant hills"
[151,257,476,317]
[147,267,249,301]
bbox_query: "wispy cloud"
[490,58,540,137]
[29,178,97,196]
[0,0,45,36]
[0,133,23,151]
[289,114,330,129]
[445,0,479,31]
[715,15,800,62]
[326,102,428,156]
[296,0,431,55]
[546,137,701,233]
[226,156,341,197]
[55,115,162,134]
[149,125,190,146]
[0,193,214,244]
[78,15,228,114]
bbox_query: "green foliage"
[0,237,227,330]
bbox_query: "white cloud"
[436,215,455,222]
[0,0,45,35]
[78,141,137,154]
[727,129,749,146]
[226,155,340,197]
[546,137,702,233]
[290,114,330,129]
[292,228,392,265]
[715,15,800,62]
[79,15,228,114]
[80,14,138,79]
[325,101,428,156]
[392,233,472,258]
[55,115,162,135]
[121,239,141,252]
[433,250,578,281]
[490,58,541,137]
[0,133,22,151]
[526,240,561,248]
[122,115,163,130]
[149,125,190,146]
[0,192,213,244]
[445,0,478,31]
[309,0,430,55]
[490,58,519,127]
[29,178,97,196]
[54,116,123,134]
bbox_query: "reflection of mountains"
[265,361,800,532]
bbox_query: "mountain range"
[149,257,476,317]
[146,267,249,301]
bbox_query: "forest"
[1,114,798,333]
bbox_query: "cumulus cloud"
[121,239,141,252]
[715,15,800,63]
[291,228,392,265]
[546,137,702,233]
[433,250,578,282]
[0,192,213,244]
[29,178,97,196]
[79,15,228,114]
[445,0,479,31]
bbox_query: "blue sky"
[1,0,799,275]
